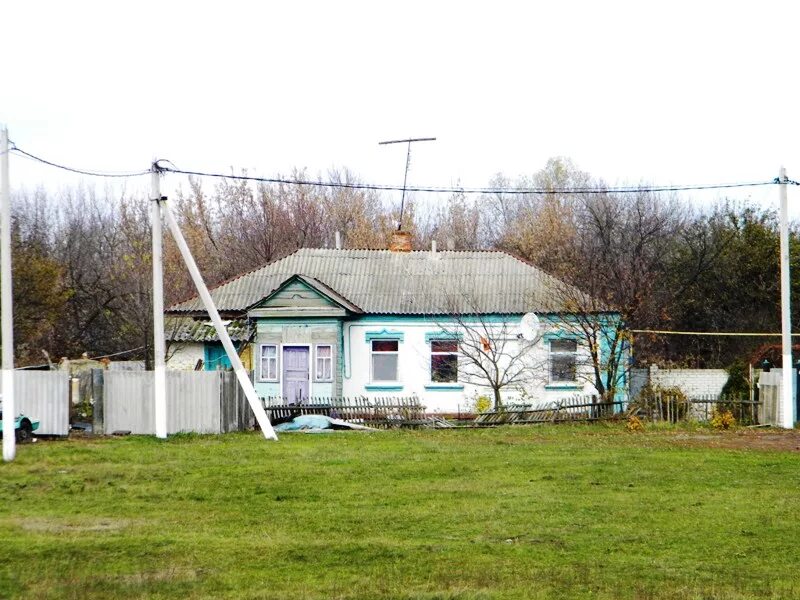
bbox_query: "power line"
[8,145,789,194]
[11,147,151,178]
[159,166,779,195]
[91,346,146,360]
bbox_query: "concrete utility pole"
[778,167,794,428]
[1,126,15,461]
[151,163,167,439]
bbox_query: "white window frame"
[314,344,333,382]
[429,339,458,383]
[370,339,400,383]
[549,338,578,383]
[259,344,279,382]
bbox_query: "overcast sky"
[3,1,799,214]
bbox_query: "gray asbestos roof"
[168,248,590,316]
[166,318,253,343]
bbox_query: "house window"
[371,339,399,382]
[430,340,458,383]
[315,344,332,381]
[260,344,278,381]
[550,339,577,383]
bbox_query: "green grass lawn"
[1,426,799,599]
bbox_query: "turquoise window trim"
[424,384,465,391]
[543,331,578,342]
[365,384,404,392]
[365,329,405,342]
[545,384,582,391]
[424,331,463,343]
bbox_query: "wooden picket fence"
[474,393,763,427]
[263,396,427,428]
[475,396,626,426]
[636,393,761,425]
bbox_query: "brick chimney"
[389,230,412,252]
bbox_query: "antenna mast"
[379,137,435,231]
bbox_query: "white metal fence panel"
[166,371,220,434]
[105,371,155,434]
[104,371,222,434]
[13,371,70,435]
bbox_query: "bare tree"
[422,279,546,409]
[551,189,690,400]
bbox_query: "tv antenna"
[379,137,436,231]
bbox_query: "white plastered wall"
[166,342,204,370]
[342,319,597,414]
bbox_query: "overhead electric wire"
[158,165,779,195]
[11,147,151,178]
[91,346,147,360]
[8,144,793,194]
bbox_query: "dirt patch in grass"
[16,517,132,533]
[666,428,800,452]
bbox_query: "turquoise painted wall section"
[254,319,341,400]
[256,381,281,399]
[204,342,240,371]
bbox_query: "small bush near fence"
[263,396,426,428]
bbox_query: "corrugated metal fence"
[13,371,70,435]
[102,370,254,435]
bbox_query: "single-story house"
[166,238,625,413]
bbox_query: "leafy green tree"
[0,222,71,364]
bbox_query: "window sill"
[365,384,404,392]
[545,383,583,391]
[424,384,464,391]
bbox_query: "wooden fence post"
[91,368,105,435]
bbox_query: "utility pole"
[778,167,794,428]
[151,162,167,439]
[379,137,435,230]
[1,126,15,461]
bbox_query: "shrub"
[474,395,492,414]
[721,360,750,398]
[719,361,755,425]
[711,408,736,430]
[626,415,644,432]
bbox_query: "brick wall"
[637,367,730,398]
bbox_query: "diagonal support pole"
[161,200,277,440]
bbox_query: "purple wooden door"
[283,346,310,403]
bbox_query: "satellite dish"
[520,312,541,342]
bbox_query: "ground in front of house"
[1,426,799,599]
